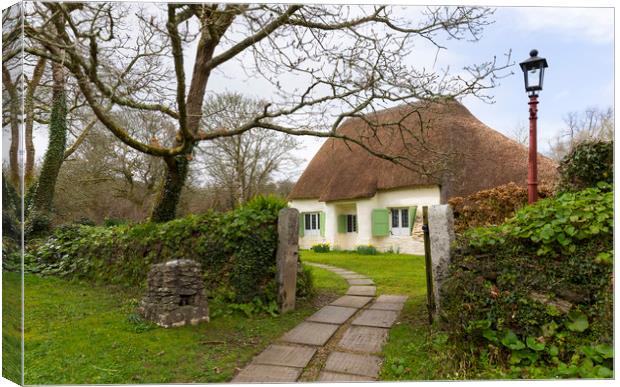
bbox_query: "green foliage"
[558,141,612,192]
[441,185,613,379]
[449,182,554,234]
[27,195,306,303]
[466,183,613,257]
[28,89,68,233]
[356,244,378,255]
[311,243,330,253]
[103,217,128,227]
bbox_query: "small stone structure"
[428,204,455,310]
[276,207,300,313]
[139,259,209,328]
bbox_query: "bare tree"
[509,120,529,146]
[25,3,511,221]
[547,106,613,161]
[194,93,299,209]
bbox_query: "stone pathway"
[232,262,408,383]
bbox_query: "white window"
[390,208,409,236]
[346,214,357,233]
[304,212,320,236]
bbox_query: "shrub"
[558,140,612,192]
[441,183,613,378]
[26,195,311,303]
[356,245,378,255]
[311,243,330,253]
[449,182,554,234]
[103,217,127,227]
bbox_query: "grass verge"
[21,273,324,384]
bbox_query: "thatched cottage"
[288,100,558,254]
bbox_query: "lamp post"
[519,49,548,204]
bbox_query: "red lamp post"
[519,49,548,204]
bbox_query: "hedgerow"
[558,141,612,192]
[449,182,554,234]
[26,195,310,303]
[441,183,613,378]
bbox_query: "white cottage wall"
[290,185,441,254]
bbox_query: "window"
[390,208,409,236]
[346,214,357,233]
[304,212,320,235]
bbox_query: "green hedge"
[559,141,612,192]
[441,183,613,378]
[27,196,304,303]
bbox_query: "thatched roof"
[289,100,558,203]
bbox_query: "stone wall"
[139,259,209,328]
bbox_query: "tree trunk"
[28,60,67,223]
[150,152,191,223]
[24,57,46,188]
[1,64,21,190]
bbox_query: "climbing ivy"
[27,195,310,302]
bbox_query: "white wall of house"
[290,185,441,255]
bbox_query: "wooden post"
[276,208,300,313]
[422,206,436,324]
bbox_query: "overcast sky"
[3,0,615,182]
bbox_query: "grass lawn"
[2,272,22,384]
[14,250,457,384]
[301,250,460,381]
[19,271,342,384]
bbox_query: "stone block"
[306,305,358,324]
[346,286,376,296]
[324,351,382,378]
[232,364,301,383]
[330,295,373,308]
[280,322,339,346]
[338,326,389,353]
[347,278,374,285]
[318,371,375,382]
[352,310,399,328]
[253,345,316,368]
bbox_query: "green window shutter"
[319,211,326,237]
[299,213,304,237]
[337,215,347,233]
[371,209,390,237]
[408,206,418,235]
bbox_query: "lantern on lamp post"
[519,49,548,204]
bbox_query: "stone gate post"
[428,204,455,311]
[276,207,300,313]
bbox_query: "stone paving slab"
[368,302,405,311]
[376,295,408,304]
[318,371,376,382]
[280,321,340,346]
[253,344,317,368]
[330,295,373,308]
[341,274,369,280]
[352,309,399,328]
[338,326,389,353]
[232,364,301,383]
[347,278,375,285]
[346,286,376,296]
[324,351,382,378]
[306,305,358,324]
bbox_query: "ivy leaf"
[541,321,558,337]
[526,336,545,351]
[501,330,525,350]
[595,366,613,378]
[482,329,498,343]
[565,311,589,332]
[594,344,613,359]
[548,345,559,357]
